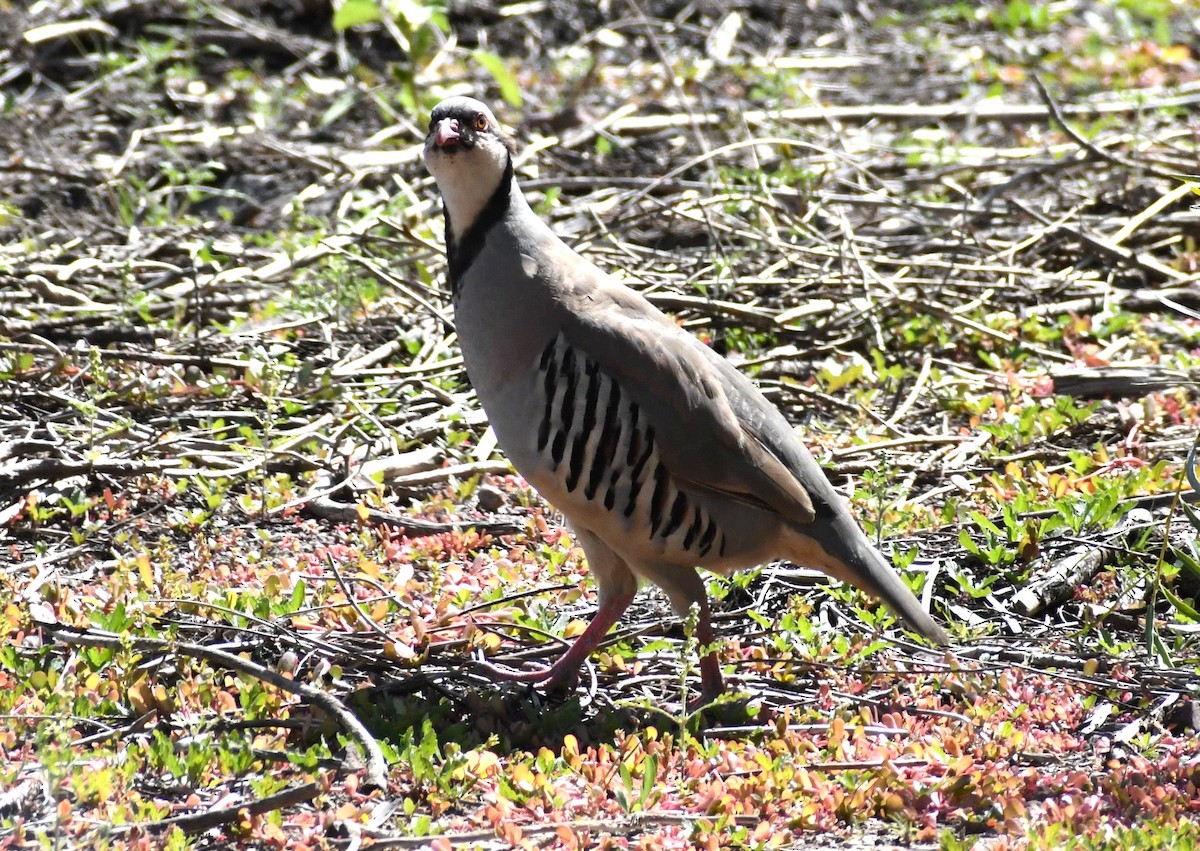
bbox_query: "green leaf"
[1161,584,1200,624]
[1173,539,1200,579]
[1186,438,1200,496]
[821,362,863,393]
[334,0,381,30]
[1182,500,1200,536]
[473,50,523,107]
[640,753,658,805]
[969,510,1005,539]
[320,91,359,127]
[1151,628,1174,668]
[290,579,306,613]
[619,761,633,794]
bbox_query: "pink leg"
[694,607,724,702]
[476,529,639,694]
[633,563,726,707]
[475,581,637,691]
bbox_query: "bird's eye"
[473,114,488,131]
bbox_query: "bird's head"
[423,96,515,239]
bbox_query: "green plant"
[988,0,1056,33]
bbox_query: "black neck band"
[446,156,514,297]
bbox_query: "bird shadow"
[345,673,762,757]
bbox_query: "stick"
[46,625,390,789]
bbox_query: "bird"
[422,96,949,702]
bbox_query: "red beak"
[434,118,461,148]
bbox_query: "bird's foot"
[685,690,723,715]
[689,652,724,711]
[471,653,579,694]
[472,656,552,682]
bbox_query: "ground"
[2,0,1200,849]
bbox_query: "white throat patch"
[425,140,510,240]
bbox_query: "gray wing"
[556,275,826,527]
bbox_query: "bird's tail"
[783,514,949,646]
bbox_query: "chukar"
[423,96,948,700]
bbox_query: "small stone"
[1165,697,1200,734]
[477,484,507,513]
